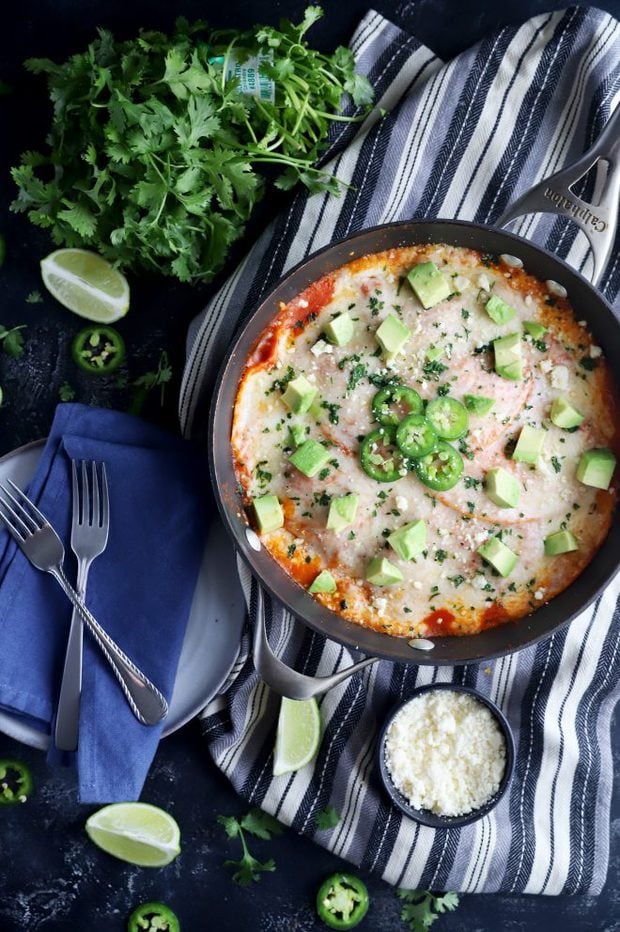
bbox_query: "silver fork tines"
[0,478,168,727]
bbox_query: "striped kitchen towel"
[180,7,620,893]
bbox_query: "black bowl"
[377,683,515,828]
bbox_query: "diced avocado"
[485,467,521,508]
[425,344,443,362]
[387,519,427,561]
[281,375,316,414]
[289,424,307,448]
[252,494,284,533]
[365,556,404,587]
[326,494,359,533]
[308,398,323,419]
[407,261,451,308]
[512,424,546,465]
[524,320,548,340]
[477,535,518,577]
[376,314,411,356]
[485,294,516,325]
[324,312,354,346]
[544,530,579,556]
[308,570,337,593]
[289,439,330,477]
[576,448,617,490]
[464,394,495,416]
[493,333,523,380]
[550,396,584,430]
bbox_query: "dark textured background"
[1,2,620,929]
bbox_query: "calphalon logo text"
[543,187,607,232]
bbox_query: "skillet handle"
[252,585,378,700]
[497,105,620,288]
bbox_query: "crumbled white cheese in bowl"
[379,686,513,826]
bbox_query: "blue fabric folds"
[0,403,207,802]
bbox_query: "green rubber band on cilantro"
[317,873,370,929]
[395,413,437,459]
[127,901,180,932]
[371,385,422,427]
[359,428,408,483]
[415,440,464,491]
[0,759,33,804]
[72,326,125,374]
[425,397,469,440]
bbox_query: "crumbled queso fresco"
[384,690,506,816]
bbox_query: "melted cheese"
[232,245,618,638]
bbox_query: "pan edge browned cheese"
[232,245,618,638]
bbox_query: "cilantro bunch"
[11,6,372,284]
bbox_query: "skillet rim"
[208,217,620,665]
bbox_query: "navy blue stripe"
[453,15,553,217]
[565,598,620,892]
[382,58,453,222]
[477,8,585,223]
[416,27,516,219]
[539,609,595,892]
[502,631,566,889]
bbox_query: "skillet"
[209,107,620,668]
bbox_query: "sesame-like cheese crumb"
[550,365,569,390]
[590,345,602,359]
[311,339,333,357]
[384,691,506,816]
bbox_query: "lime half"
[85,802,181,867]
[40,248,129,322]
[273,697,321,777]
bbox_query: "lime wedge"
[40,248,129,322]
[273,697,321,776]
[85,802,181,867]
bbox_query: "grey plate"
[0,440,246,749]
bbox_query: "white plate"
[0,440,246,749]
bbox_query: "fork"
[0,478,168,726]
[55,461,109,751]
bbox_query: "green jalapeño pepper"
[360,428,409,483]
[127,902,180,932]
[0,759,33,804]
[395,414,437,459]
[415,440,464,491]
[72,326,126,374]
[425,397,469,440]
[317,873,369,929]
[371,385,422,427]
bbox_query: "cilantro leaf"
[223,854,276,887]
[397,889,460,932]
[128,351,172,414]
[58,382,76,401]
[217,814,243,840]
[315,804,340,830]
[25,290,42,304]
[240,808,282,840]
[0,324,27,358]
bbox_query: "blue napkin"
[0,403,208,802]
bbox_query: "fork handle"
[52,567,169,726]
[54,559,88,751]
